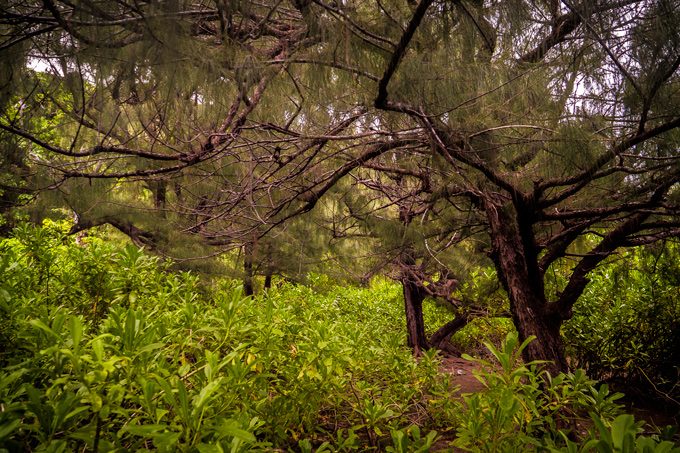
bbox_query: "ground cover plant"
[0,223,679,452]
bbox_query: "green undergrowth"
[0,223,678,452]
[456,335,680,452]
[563,243,680,402]
[0,222,452,451]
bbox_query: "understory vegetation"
[1,223,678,452]
[564,244,680,403]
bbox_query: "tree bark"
[507,283,566,374]
[429,314,470,349]
[148,180,167,217]
[69,216,156,249]
[485,200,567,374]
[402,278,429,355]
[243,241,254,297]
[263,245,273,290]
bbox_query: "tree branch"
[69,216,156,249]
[374,0,434,109]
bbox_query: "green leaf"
[217,419,256,442]
[176,380,190,421]
[152,431,181,450]
[69,316,83,350]
[29,319,59,340]
[197,443,224,453]
[590,412,613,445]
[151,375,175,407]
[0,419,21,441]
[122,424,168,436]
[192,378,223,413]
[137,342,165,354]
[91,338,104,362]
[610,414,635,451]
[64,406,90,422]
[89,394,103,412]
[0,369,27,392]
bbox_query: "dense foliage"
[2,0,680,372]
[1,1,679,449]
[564,243,680,402]
[1,224,678,451]
[0,223,446,451]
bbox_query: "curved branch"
[518,8,581,64]
[537,116,680,201]
[69,216,156,249]
[551,180,676,318]
[0,123,184,161]
[374,0,434,109]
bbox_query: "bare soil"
[438,356,486,395]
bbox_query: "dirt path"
[438,356,486,394]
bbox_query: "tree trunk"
[511,298,566,374]
[485,200,567,374]
[429,314,470,349]
[243,242,254,297]
[149,180,167,217]
[402,278,429,355]
[263,245,273,290]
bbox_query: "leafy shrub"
[453,333,679,452]
[563,243,680,401]
[453,332,624,451]
[0,221,197,365]
[2,224,677,452]
[0,223,448,451]
[548,414,680,453]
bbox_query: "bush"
[563,243,680,401]
[0,223,449,451]
[453,333,679,452]
[2,224,677,452]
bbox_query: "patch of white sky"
[27,53,99,85]
[447,1,648,130]
[28,52,211,108]
[558,2,646,128]
[27,56,53,74]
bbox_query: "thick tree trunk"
[402,278,429,355]
[485,201,567,374]
[507,286,567,374]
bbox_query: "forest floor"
[621,393,680,431]
[438,356,487,394]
